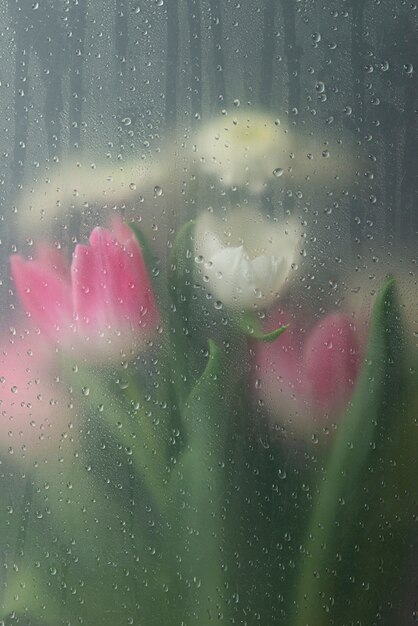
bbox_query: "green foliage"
[293,279,415,626]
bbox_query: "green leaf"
[1,564,62,625]
[167,220,200,406]
[7,404,170,625]
[66,361,170,514]
[293,278,405,626]
[168,219,196,337]
[129,221,160,284]
[239,311,288,342]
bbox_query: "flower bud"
[253,309,361,439]
[11,220,159,360]
[194,207,300,310]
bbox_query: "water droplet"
[154,185,163,196]
[273,167,284,177]
[82,386,90,397]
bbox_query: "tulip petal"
[122,236,157,327]
[12,224,158,359]
[304,313,359,411]
[10,255,73,338]
[194,207,300,310]
[252,308,362,438]
[72,226,157,343]
[36,245,70,280]
[91,227,154,327]
[71,242,102,334]
[208,246,258,308]
[251,254,287,298]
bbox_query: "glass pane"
[0,1,417,624]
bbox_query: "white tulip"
[194,207,300,309]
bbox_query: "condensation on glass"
[0,1,416,625]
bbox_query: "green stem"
[171,341,232,624]
[70,363,170,514]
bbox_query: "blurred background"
[0,0,416,340]
[0,1,417,623]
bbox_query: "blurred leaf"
[66,361,170,513]
[293,278,407,626]
[129,221,160,281]
[239,311,288,342]
[1,564,62,625]
[168,220,201,406]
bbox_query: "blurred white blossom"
[191,109,362,193]
[192,111,292,193]
[16,158,166,237]
[194,207,300,309]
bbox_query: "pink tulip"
[11,220,158,359]
[252,308,361,439]
[0,325,71,461]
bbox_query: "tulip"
[11,221,158,359]
[194,207,300,310]
[0,325,70,461]
[252,309,361,439]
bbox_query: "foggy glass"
[0,1,417,625]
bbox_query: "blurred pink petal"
[11,220,158,359]
[304,313,359,412]
[11,254,73,335]
[253,308,362,440]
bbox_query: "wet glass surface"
[0,1,417,624]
